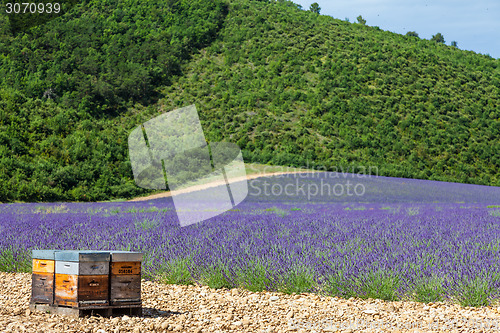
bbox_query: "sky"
[292,0,500,59]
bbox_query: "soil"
[3,272,500,332]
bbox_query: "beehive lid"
[88,250,143,262]
[54,250,111,262]
[109,251,143,262]
[32,249,59,260]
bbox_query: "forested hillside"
[0,0,227,200]
[0,0,499,201]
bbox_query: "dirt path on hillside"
[129,170,318,202]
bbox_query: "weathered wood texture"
[110,274,141,304]
[54,274,109,307]
[111,262,141,275]
[32,250,143,313]
[31,273,54,304]
[32,259,55,274]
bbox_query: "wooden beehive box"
[31,250,58,304]
[54,251,110,308]
[109,251,143,305]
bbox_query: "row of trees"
[407,31,458,47]
[307,2,459,48]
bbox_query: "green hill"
[0,0,499,201]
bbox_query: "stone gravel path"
[2,272,500,332]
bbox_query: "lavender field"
[2,173,500,307]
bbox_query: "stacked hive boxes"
[109,251,143,305]
[30,250,143,316]
[31,250,58,304]
[54,251,110,307]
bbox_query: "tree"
[431,33,445,44]
[356,15,366,25]
[309,2,320,14]
[406,31,419,38]
[451,41,458,48]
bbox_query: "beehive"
[31,250,58,304]
[109,251,142,305]
[31,250,143,316]
[54,251,110,307]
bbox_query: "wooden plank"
[31,272,54,304]
[111,262,141,275]
[55,274,109,307]
[110,274,141,303]
[55,261,79,275]
[79,262,109,275]
[32,259,55,274]
[54,273,78,307]
[78,275,109,303]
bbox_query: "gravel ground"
[2,272,500,332]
